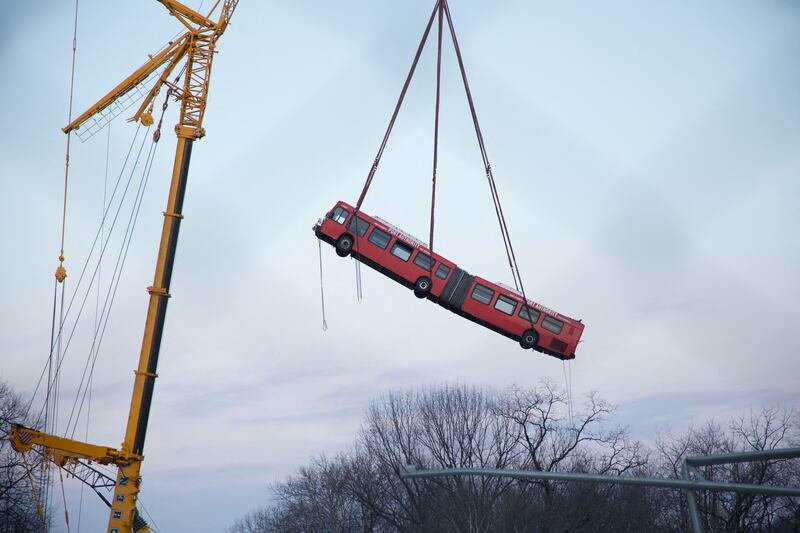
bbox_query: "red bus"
[313,201,584,360]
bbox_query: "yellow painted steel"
[63,34,190,135]
[9,424,141,465]
[18,2,239,532]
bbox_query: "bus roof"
[495,282,579,324]
[373,216,428,249]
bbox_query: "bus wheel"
[414,276,431,298]
[335,234,354,257]
[520,329,539,349]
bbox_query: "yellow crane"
[10,1,239,531]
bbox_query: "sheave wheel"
[335,234,354,257]
[519,329,539,350]
[414,276,431,298]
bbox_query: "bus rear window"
[329,206,349,224]
[542,316,564,334]
[368,227,391,249]
[494,294,518,316]
[347,216,370,237]
[413,252,432,271]
[435,264,450,279]
[471,284,494,305]
[390,241,413,262]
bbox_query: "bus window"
[542,316,564,334]
[390,241,413,262]
[519,305,541,324]
[347,216,370,237]
[471,284,494,305]
[435,264,450,280]
[329,206,349,224]
[413,252,433,271]
[494,294,518,316]
[368,227,391,249]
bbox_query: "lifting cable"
[442,0,525,295]
[354,0,533,317]
[59,467,72,533]
[40,0,81,521]
[355,1,440,212]
[354,259,363,301]
[428,1,444,284]
[24,123,145,422]
[317,240,328,331]
[28,41,181,437]
[67,129,160,438]
[562,361,573,425]
[32,123,150,427]
[349,1,439,304]
[21,452,47,531]
[55,0,80,285]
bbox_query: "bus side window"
[519,305,540,324]
[413,252,433,271]
[494,294,518,316]
[347,216,370,237]
[390,241,413,262]
[435,264,450,280]
[329,206,349,224]
[368,227,392,249]
[542,316,564,334]
[471,283,494,305]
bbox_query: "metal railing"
[400,447,800,533]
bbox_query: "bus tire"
[335,234,354,257]
[520,329,539,350]
[414,276,431,298]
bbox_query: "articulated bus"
[313,201,584,360]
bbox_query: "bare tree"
[657,407,800,532]
[352,384,521,533]
[0,380,49,533]
[230,384,799,533]
[493,379,648,533]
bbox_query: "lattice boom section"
[63,459,117,493]
[75,67,166,142]
[181,32,216,130]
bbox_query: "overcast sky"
[1,1,799,531]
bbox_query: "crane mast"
[11,1,239,532]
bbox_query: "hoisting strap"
[429,1,444,280]
[355,0,534,323]
[442,0,529,302]
[355,1,440,212]
[317,240,328,331]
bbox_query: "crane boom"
[63,33,190,134]
[13,1,240,532]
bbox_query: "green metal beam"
[400,466,800,497]
[687,447,800,467]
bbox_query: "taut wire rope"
[428,1,444,289]
[24,124,144,421]
[55,0,80,285]
[355,1,439,212]
[353,0,536,334]
[442,0,523,293]
[67,131,159,437]
[31,123,148,426]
